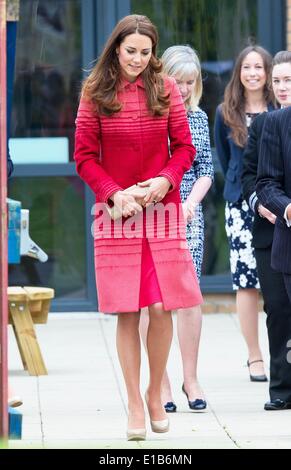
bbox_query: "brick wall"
[288,0,291,50]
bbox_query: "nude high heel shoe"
[150,418,169,433]
[126,428,146,441]
[145,392,170,434]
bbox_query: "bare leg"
[146,303,173,420]
[236,288,266,375]
[116,311,145,429]
[139,307,149,352]
[140,307,174,404]
[177,305,204,400]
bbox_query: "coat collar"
[119,75,145,90]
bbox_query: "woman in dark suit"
[242,51,291,410]
[257,107,291,301]
[214,46,274,381]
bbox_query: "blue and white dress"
[180,108,214,281]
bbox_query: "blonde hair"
[161,45,202,111]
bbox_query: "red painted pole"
[0,0,8,440]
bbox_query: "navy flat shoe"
[164,401,177,413]
[182,384,207,411]
[247,359,268,382]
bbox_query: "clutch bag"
[106,184,149,220]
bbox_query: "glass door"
[130,0,260,291]
[8,0,97,310]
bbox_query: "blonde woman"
[140,45,214,412]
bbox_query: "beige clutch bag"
[106,184,149,220]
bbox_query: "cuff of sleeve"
[195,171,214,181]
[100,182,123,203]
[158,169,179,192]
[284,203,291,227]
[249,192,258,213]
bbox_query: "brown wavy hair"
[81,14,170,116]
[222,45,274,147]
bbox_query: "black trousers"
[255,247,291,401]
[283,273,291,305]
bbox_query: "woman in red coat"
[74,14,202,441]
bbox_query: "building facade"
[8,0,287,311]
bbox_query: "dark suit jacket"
[214,103,273,203]
[241,112,274,249]
[214,105,244,202]
[256,107,291,274]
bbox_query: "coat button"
[131,114,138,120]
[129,85,136,92]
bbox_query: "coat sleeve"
[193,111,214,181]
[256,112,291,219]
[214,105,230,176]
[74,98,123,202]
[241,116,260,212]
[158,79,196,190]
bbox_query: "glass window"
[131,0,258,279]
[8,176,86,300]
[131,0,257,128]
[11,0,82,163]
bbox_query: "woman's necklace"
[245,101,267,127]
[245,100,267,115]
[245,112,260,127]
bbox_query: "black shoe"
[247,359,268,382]
[264,399,291,411]
[182,384,207,411]
[164,401,177,413]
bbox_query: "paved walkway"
[8,312,291,449]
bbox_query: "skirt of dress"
[139,237,163,308]
[225,199,260,290]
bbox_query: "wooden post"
[0,0,8,440]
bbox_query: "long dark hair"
[222,45,274,147]
[81,14,170,116]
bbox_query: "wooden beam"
[0,0,8,440]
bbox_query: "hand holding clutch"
[106,184,149,220]
[124,184,150,205]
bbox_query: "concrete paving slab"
[8,312,291,449]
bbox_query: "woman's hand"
[182,199,198,223]
[110,191,143,218]
[137,177,171,206]
[258,204,276,224]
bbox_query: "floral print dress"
[180,108,214,281]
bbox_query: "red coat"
[74,76,203,312]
